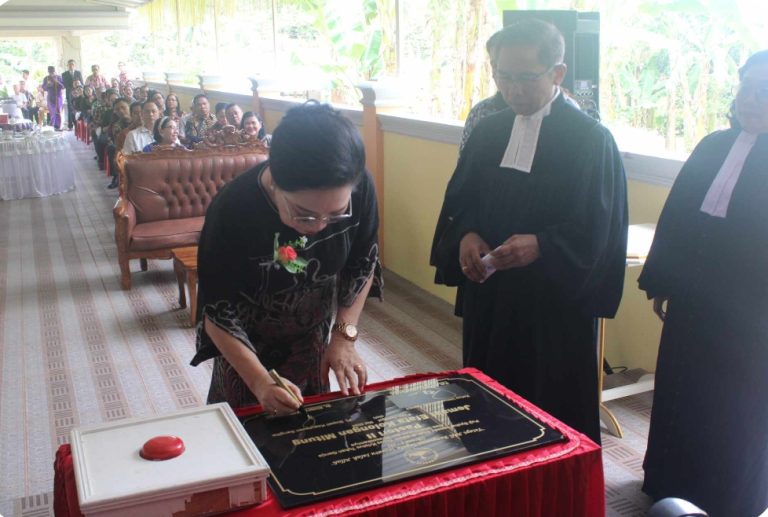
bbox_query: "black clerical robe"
[431,94,628,443]
[638,129,768,517]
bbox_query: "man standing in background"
[62,59,84,130]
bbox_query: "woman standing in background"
[638,50,768,517]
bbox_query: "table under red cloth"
[54,368,604,516]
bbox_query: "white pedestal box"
[70,403,270,517]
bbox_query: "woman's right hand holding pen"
[251,371,303,416]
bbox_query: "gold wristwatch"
[332,322,359,342]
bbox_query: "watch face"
[345,324,358,339]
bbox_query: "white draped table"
[0,133,76,201]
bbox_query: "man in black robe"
[431,19,627,443]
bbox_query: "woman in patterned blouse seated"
[240,110,272,146]
[142,116,182,152]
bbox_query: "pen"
[268,369,308,418]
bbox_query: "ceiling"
[0,0,152,36]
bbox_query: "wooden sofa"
[113,141,268,289]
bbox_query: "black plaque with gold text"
[240,374,565,508]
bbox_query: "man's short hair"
[67,59,75,65]
[495,18,565,68]
[141,100,158,110]
[22,69,29,75]
[192,93,208,105]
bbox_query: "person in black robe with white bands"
[638,50,768,517]
[431,19,628,444]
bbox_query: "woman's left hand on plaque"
[322,338,367,396]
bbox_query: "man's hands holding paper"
[460,232,540,282]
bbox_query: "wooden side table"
[171,246,198,325]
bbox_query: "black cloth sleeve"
[637,132,725,299]
[191,188,256,366]
[430,123,487,287]
[535,125,628,317]
[338,171,383,306]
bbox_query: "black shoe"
[107,179,119,189]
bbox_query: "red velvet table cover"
[54,368,604,516]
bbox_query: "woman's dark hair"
[240,110,266,139]
[269,101,365,191]
[153,116,174,143]
[47,66,55,73]
[164,93,183,117]
[215,102,227,113]
[729,49,768,128]
[739,49,768,80]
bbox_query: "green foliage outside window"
[9,0,765,155]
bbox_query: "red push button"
[140,435,185,461]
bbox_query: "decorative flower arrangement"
[271,233,308,274]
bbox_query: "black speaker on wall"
[503,10,600,119]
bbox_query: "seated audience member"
[35,85,49,125]
[122,100,161,156]
[184,93,216,145]
[151,90,165,112]
[117,61,129,85]
[115,101,143,150]
[12,83,29,119]
[164,93,184,118]
[20,81,38,122]
[105,98,133,188]
[77,85,96,122]
[95,89,119,169]
[136,85,149,103]
[240,111,271,145]
[121,82,136,103]
[69,83,83,122]
[143,116,182,152]
[86,64,108,91]
[211,102,228,131]
[164,92,186,139]
[110,78,120,90]
[225,103,243,127]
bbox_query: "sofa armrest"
[113,195,136,252]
